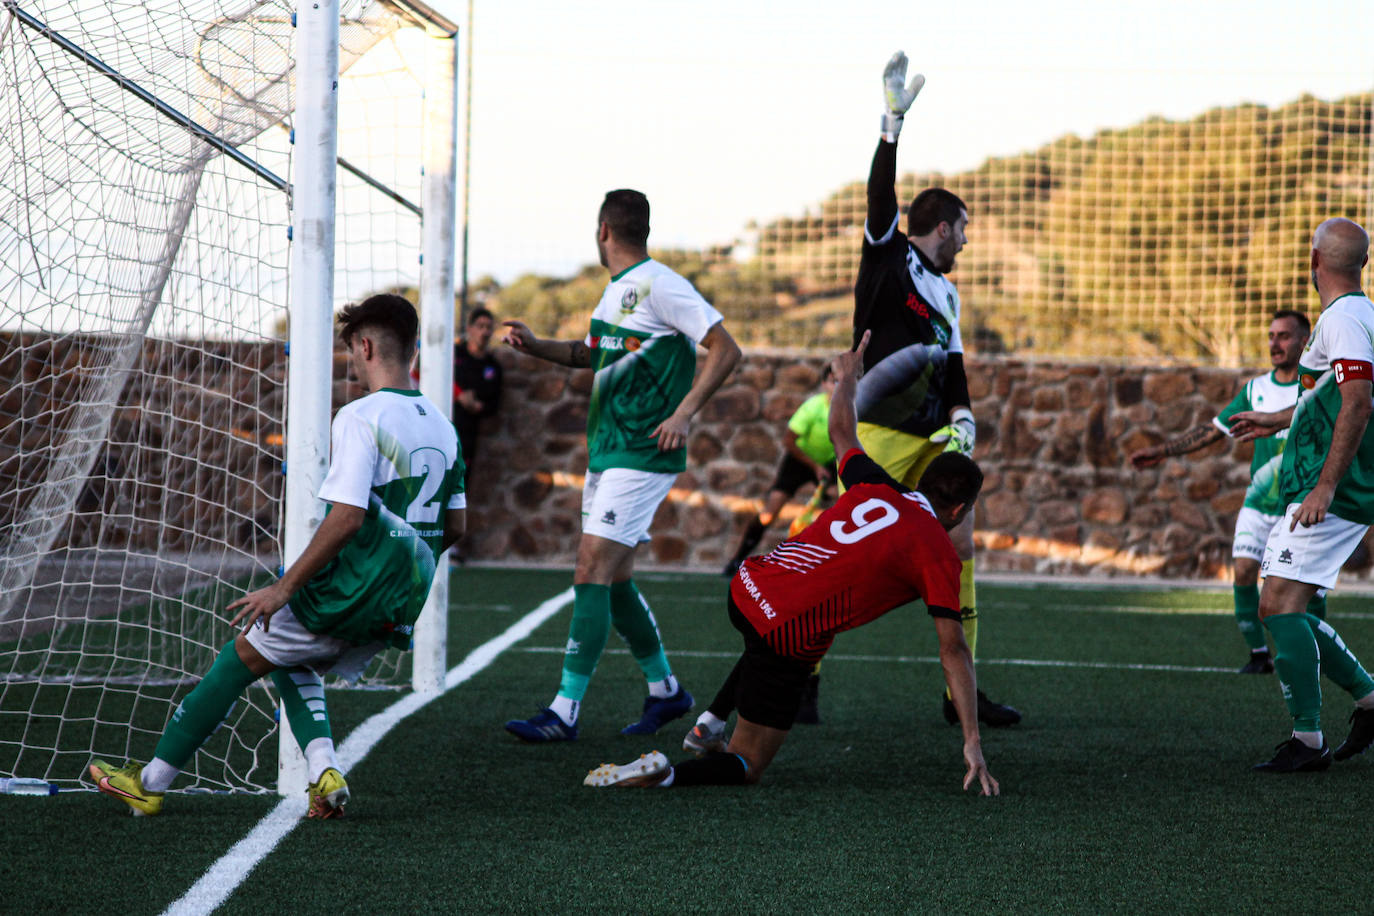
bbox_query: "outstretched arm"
[501,320,591,368]
[933,615,998,796]
[866,51,924,239]
[1227,406,1295,443]
[827,331,871,457]
[1129,423,1226,469]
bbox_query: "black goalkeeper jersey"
[852,215,965,438]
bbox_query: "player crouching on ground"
[583,332,999,795]
[89,294,467,817]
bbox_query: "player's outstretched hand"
[227,582,290,634]
[962,742,1000,797]
[882,51,925,116]
[501,319,535,352]
[1226,409,1285,442]
[830,330,870,383]
[1129,446,1164,470]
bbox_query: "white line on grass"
[514,646,1235,675]
[161,587,575,916]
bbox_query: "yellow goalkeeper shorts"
[843,422,946,492]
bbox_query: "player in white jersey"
[1228,218,1374,773]
[501,189,741,741]
[1129,311,1312,673]
[90,295,467,816]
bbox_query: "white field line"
[515,646,1235,675]
[161,587,575,916]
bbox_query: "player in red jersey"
[583,332,999,795]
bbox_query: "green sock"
[272,667,333,747]
[1233,584,1266,651]
[154,641,259,770]
[1307,614,1374,701]
[610,579,672,683]
[559,584,612,701]
[1306,591,1328,621]
[1264,613,1323,732]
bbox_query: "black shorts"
[769,454,837,497]
[727,597,814,731]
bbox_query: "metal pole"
[280,0,339,798]
[412,20,459,694]
[458,0,473,328]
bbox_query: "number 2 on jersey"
[406,447,446,523]
[829,497,898,544]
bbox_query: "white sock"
[1356,694,1374,710]
[140,757,178,794]
[549,696,579,726]
[696,711,725,731]
[1293,730,1324,749]
[648,674,679,699]
[304,737,339,784]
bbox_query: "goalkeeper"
[90,294,467,818]
[848,50,1018,727]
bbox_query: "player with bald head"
[1229,217,1374,772]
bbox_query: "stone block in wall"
[1082,488,1128,525]
[776,363,822,392]
[708,464,749,492]
[982,489,1029,530]
[728,427,779,464]
[688,432,723,464]
[651,536,688,564]
[1083,405,1117,467]
[701,385,761,423]
[1115,376,1143,406]
[762,392,807,423]
[1168,499,1209,530]
[545,402,587,434]
[528,374,567,402]
[1142,372,1196,403]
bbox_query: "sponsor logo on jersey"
[905,293,929,318]
[620,288,639,313]
[591,335,642,352]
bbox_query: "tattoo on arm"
[568,341,591,368]
[1163,425,1221,457]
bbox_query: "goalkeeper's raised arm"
[865,52,925,255]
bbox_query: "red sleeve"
[917,534,963,619]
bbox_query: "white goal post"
[0,0,460,796]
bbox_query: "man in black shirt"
[453,307,503,466]
[850,51,1019,728]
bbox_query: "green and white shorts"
[1233,506,1282,562]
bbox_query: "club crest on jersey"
[620,288,639,313]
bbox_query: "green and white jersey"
[292,388,466,648]
[1213,370,1300,514]
[1280,292,1374,524]
[585,258,724,474]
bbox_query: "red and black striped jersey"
[729,449,962,662]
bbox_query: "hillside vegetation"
[484,92,1371,364]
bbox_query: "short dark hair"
[337,293,418,362]
[907,188,967,237]
[1272,309,1311,338]
[917,452,983,511]
[600,189,650,247]
[468,306,494,326]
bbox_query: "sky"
[420,0,1374,284]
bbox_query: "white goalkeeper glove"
[930,407,975,456]
[881,51,925,143]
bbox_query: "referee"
[850,51,1019,728]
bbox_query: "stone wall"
[5,336,1370,582]
[464,349,1374,582]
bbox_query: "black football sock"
[670,751,749,787]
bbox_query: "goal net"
[0,0,451,793]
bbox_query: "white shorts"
[1260,504,1370,590]
[244,605,386,685]
[581,467,677,548]
[1233,506,1282,562]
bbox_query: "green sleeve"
[1213,383,1252,431]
